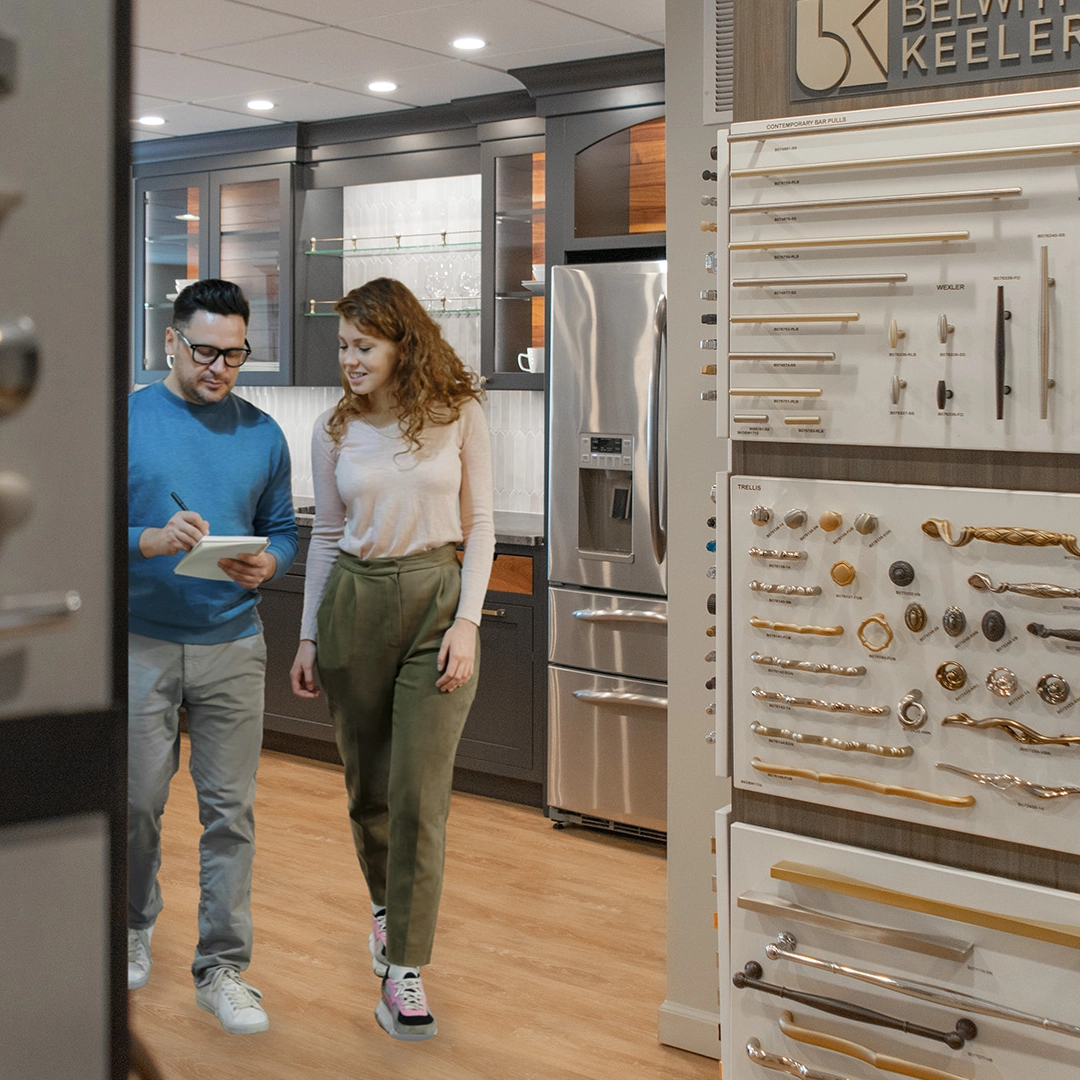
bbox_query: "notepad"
[173,536,270,581]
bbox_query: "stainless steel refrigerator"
[546,260,668,838]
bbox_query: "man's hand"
[218,551,276,589]
[139,511,209,558]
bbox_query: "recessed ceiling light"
[247,99,275,111]
[452,36,486,50]
[136,115,166,126]
[367,80,397,93]
[175,213,200,222]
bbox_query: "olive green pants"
[316,544,478,967]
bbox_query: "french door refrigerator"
[547,260,668,838]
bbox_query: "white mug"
[517,347,545,373]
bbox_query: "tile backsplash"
[234,386,545,514]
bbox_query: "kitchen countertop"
[293,507,544,546]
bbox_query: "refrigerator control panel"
[578,433,633,470]
[731,474,1080,857]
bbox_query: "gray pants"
[316,544,478,969]
[127,630,266,984]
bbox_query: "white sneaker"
[127,927,153,990]
[195,967,270,1034]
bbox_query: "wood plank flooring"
[129,740,716,1079]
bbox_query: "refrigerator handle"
[647,291,668,566]
[572,607,668,625]
[572,689,669,711]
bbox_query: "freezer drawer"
[548,586,667,682]
[547,665,667,833]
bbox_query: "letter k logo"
[795,0,889,94]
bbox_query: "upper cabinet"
[133,163,294,385]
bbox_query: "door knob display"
[0,317,40,417]
[890,375,906,405]
[888,318,906,349]
[936,379,953,410]
[938,314,955,343]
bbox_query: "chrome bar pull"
[1039,245,1055,419]
[572,689,667,710]
[571,607,667,625]
[0,589,81,636]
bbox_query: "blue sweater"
[128,381,298,644]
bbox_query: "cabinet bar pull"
[0,590,81,636]
[767,934,1080,1038]
[746,1038,856,1080]
[750,721,908,756]
[730,351,835,362]
[942,711,1080,748]
[731,312,858,323]
[751,688,886,717]
[777,1011,969,1080]
[731,232,968,251]
[752,760,974,807]
[481,607,506,618]
[731,388,822,398]
[732,275,905,288]
[1039,245,1056,419]
[733,963,975,1049]
[921,518,1080,557]
[784,415,821,426]
[572,689,667,710]
[735,893,972,961]
[769,861,1080,949]
[571,607,667,625]
[995,285,1009,419]
[730,142,1080,178]
[730,188,1022,215]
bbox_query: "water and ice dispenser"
[577,433,634,560]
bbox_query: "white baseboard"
[657,1000,722,1060]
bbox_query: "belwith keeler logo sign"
[793,0,1080,99]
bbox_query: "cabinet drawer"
[458,551,533,595]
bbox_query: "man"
[127,279,297,1034]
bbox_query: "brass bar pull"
[735,893,973,961]
[480,607,506,618]
[730,351,835,362]
[750,652,864,677]
[731,313,859,323]
[942,711,1080,748]
[921,518,1080,557]
[730,388,823,398]
[750,721,908,756]
[967,572,1080,599]
[750,617,842,636]
[769,861,1080,949]
[733,963,976,1049]
[750,689,888,718]
[733,275,906,288]
[730,232,968,251]
[751,760,974,807]
[1039,245,1055,419]
[777,1011,970,1080]
[730,188,1021,215]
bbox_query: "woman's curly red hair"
[325,277,483,451]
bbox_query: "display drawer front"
[548,586,667,681]
[547,666,667,833]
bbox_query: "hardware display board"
[726,824,1080,1080]
[722,87,1080,451]
[731,475,1080,856]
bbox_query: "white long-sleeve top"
[300,397,495,641]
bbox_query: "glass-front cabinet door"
[134,164,292,384]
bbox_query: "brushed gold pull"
[922,518,1080,557]
[752,761,972,807]
[481,607,505,617]
[730,387,822,397]
[750,617,842,636]
[731,312,859,323]
[731,232,968,252]
[732,274,906,287]
[888,318,905,349]
[730,352,835,362]
[730,188,1021,215]
[784,415,821,426]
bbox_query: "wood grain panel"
[630,117,666,234]
[487,553,533,595]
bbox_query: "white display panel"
[724,87,1080,452]
[731,475,1080,855]
[727,825,1080,1080]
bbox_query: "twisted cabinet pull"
[921,518,1080,557]
[942,712,1080,747]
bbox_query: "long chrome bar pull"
[1039,244,1055,419]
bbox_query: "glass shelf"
[306,230,481,256]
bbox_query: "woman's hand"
[436,617,477,692]
[290,639,320,698]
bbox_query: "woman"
[290,277,494,1041]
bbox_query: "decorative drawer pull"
[745,1038,855,1080]
[730,231,968,251]
[750,617,842,636]
[942,712,1080,747]
[1027,621,1080,643]
[857,613,893,653]
[897,690,927,730]
[777,1010,972,1080]
[749,582,822,596]
[571,607,667,625]
[767,932,1076,1038]
[784,415,821,426]
[937,763,1080,803]
[750,759,975,807]
[751,687,886,717]
[750,720,908,756]
[750,652,864,677]
[733,963,976,1049]
[968,572,1080,599]
[749,547,807,561]
[921,518,1080,557]
[571,690,667,710]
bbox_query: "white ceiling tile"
[134,0,319,54]
[133,46,305,101]
[191,26,444,82]
[129,102,281,138]
[483,35,663,69]
[195,84,411,123]
[227,0,456,27]
[131,93,186,113]
[531,0,664,39]
[326,60,524,106]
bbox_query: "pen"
[171,491,189,512]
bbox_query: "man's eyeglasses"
[172,327,252,368]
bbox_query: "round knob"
[981,609,1006,642]
[889,560,915,587]
[904,602,927,632]
[705,730,717,744]
[830,560,856,587]
[750,505,772,527]
[783,507,807,530]
[0,317,40,418]
[0,471,33,535]
[942,605,967,637]
[986,666,1018,698]
[818,510,842,532]
[854,512,878,535]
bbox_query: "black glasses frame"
[172,327,252,368]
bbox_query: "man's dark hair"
[173,278,250,328]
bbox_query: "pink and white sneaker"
[374,970,437,1041]
[369,908,388,977]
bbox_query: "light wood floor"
[130,739,716,1079]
